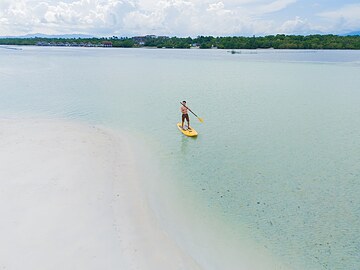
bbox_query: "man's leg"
[186,114,191,130]
[182,114,185,129]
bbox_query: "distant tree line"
[0,34,359,49]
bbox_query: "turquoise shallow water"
[1,46,360,269]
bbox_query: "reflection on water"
[180,133,198,155]
[180,135,189,154]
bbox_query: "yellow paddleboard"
[177,123,198,137]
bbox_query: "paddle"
[180,102,204,123]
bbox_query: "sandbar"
[0,118,201,270]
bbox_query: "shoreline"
[1,34,360,50]
[0,118,201,270]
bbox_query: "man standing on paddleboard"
[180,101,191,130]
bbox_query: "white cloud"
[122,0,294,36]
[318,3,360,32]
[0,0,299,36]
[0,0,357,36]
[255,0,297,15]
[278,16,312,34]
[123,0,198,35]
[0,0,137,35]
[207,2,225,11]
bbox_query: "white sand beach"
[0,118,201,270]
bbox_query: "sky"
[0,0,360,37]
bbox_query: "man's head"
[182,101,186,104]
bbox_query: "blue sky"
[0,0,359,37]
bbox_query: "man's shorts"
[182,113,189,122]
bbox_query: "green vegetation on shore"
[1,34,360,49]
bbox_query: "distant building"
[191,43,200,49]
[132,36,146,44]
[36,42,50,46]
[132,35,169,46]
[102,41,113,47]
